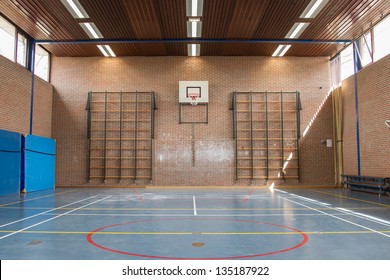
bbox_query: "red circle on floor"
[86,218,308,259]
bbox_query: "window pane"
[340,45,354,80]
[374,16,390,62]
[0,16,16,61]
[359,32,373,67]
[17,33,27,66]
[35,45,50,81]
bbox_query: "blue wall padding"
[0,129,22,195]
[23,134,56,192]
[24,134,55,155]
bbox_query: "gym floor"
[0,187,389,260]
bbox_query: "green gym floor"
[0,186,389,260]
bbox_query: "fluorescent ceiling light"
[186,0,203,17]
[189,17,201,22]
[61,0,89,18]
[97,45,109,57]
[272,45,284,57]
[272,45,291,57]
[285,22,309,39]
[80,22,103,39]
[104,45,116,57]
[187,44,200,56]
[279,45,291,56]
[300,0,329,18]
[187,21,202,37]
[97,45,116,57]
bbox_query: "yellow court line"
[0,190,78,207]
[1,230,390,235]
[310,190,390,208]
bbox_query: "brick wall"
[51,56,334,186]
[342,55,390,177]
[0,55,53,137]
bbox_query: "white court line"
[333,208,390,227]
[0,195,111,240]
[282,197,390,238]
[0,195,99,229]
[40,213,352,217]
[193,196,197,216]
[288,195,390,227]
[275,189,390,227]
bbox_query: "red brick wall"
[0,55,53,137]
[342,55,390,177]
[51,56,334,186]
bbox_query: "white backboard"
[179,81,209,103]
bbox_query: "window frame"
[0,14,50,82]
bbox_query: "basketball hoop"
[188,94,198,106]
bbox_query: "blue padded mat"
[23,134,56,192]
[24,134,55,155]
[0,129,22,195]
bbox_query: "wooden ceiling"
[0,0,389,57]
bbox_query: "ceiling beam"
[35,38,352,45]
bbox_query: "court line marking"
[275,189,390,227]
[332,207,390,227]
[0,195,100,229]
[1,205,385,211]
[193,196,197,216]
[39,212,354,217]
[282,197,390,238]
[133,189,145,203]
[282,192,390,227]
[242,189,254,203]
[0,190,78,207]
[1,229,390,235]
[0,196,111,240]
[309,189,390,208]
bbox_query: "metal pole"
[250,91,254,183]
[234,92,238,181]
[150,92,153,182]
[233,92,236,139]
[353,42,362,176]
[134,91,138,182]
[87,91,92,182]
[280,91,285,181]
[151,92,155,139]
[296,91,301,182]
[265,91,269,181]
[119,91,123,182]
[103,91,108,182]
[29,42,36,135]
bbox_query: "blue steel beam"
[29,41,36,135]
[35,38,352,45]
[352,42,361,176]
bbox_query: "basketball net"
[189,95,198,106]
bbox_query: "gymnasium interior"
[0,0,389,260]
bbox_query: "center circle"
[86,218,308,259]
